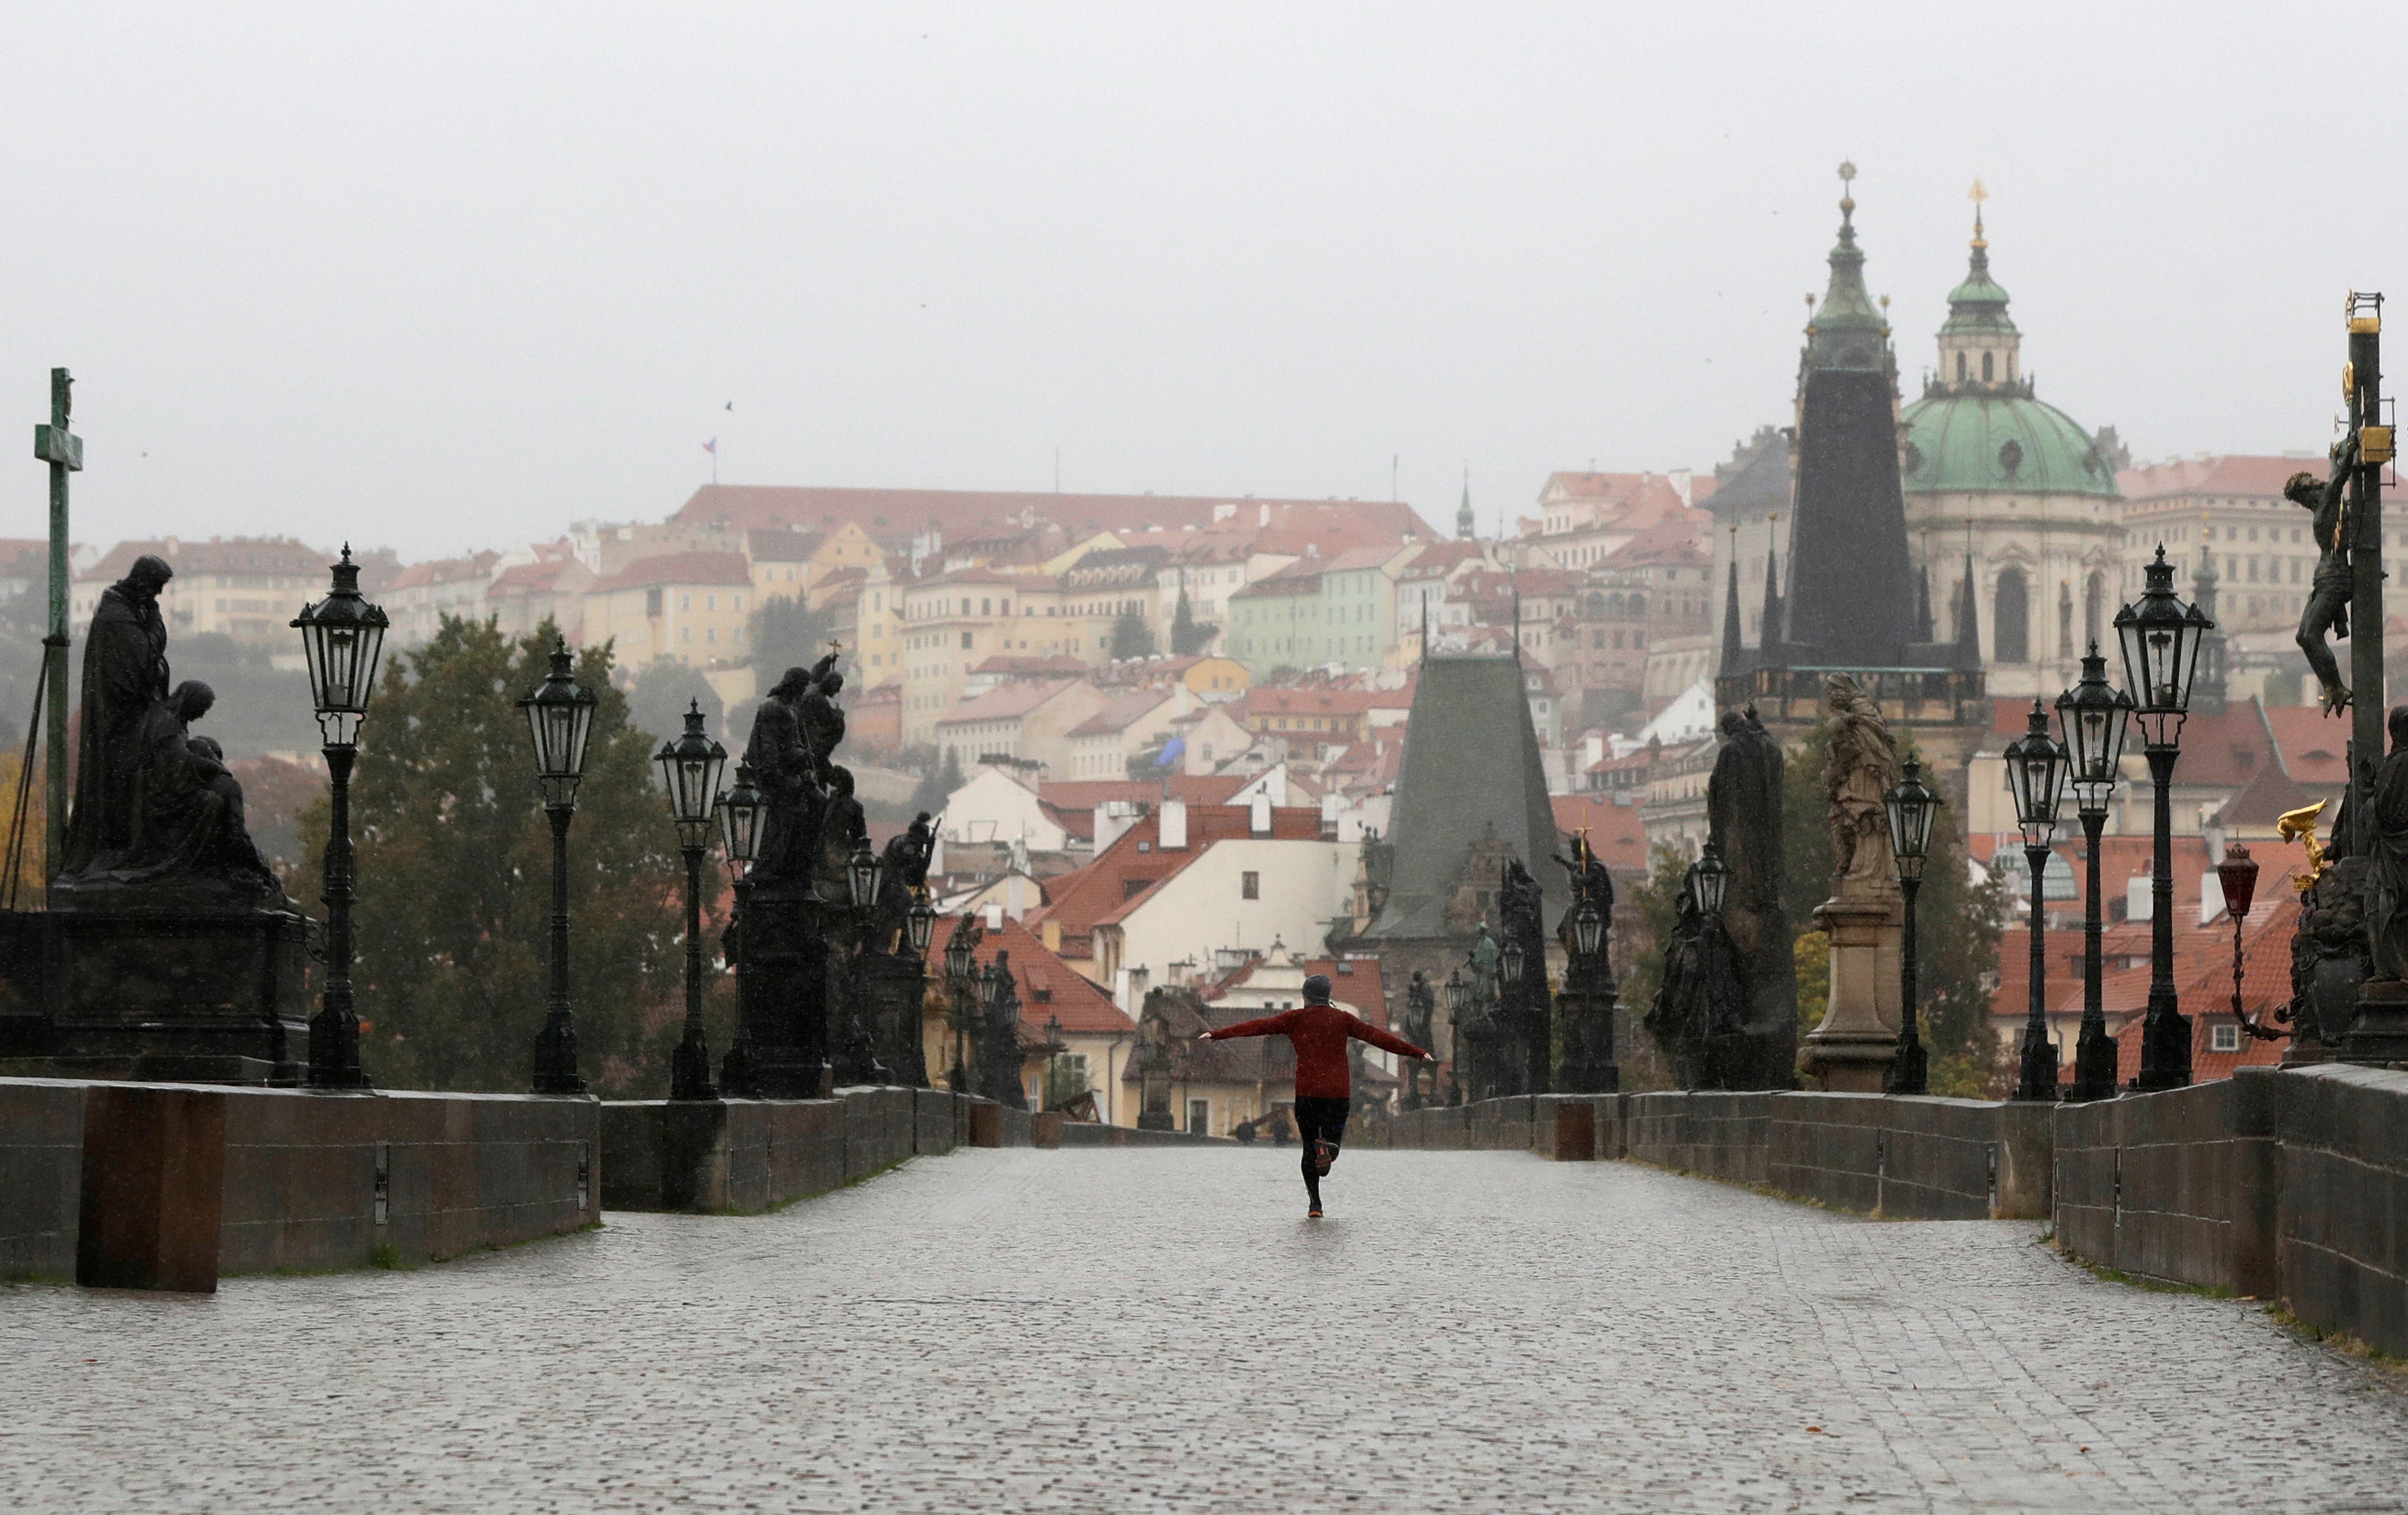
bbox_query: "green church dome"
[1899,390,2119,498]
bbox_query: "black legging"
[1293,1095,1350,1204]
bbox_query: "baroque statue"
[54,557,285,905]
[1821,674,1901,892]
[2286,435,2358,714]
[1645,703,1793,1089]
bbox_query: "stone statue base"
[1554,979,1621,1094]
[1799,893,1902,1093]
[854,951,929,1088]
[0,905,310,1085]
[2341,979,2408,1065]
[723,885,833,1099]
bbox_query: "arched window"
[2084,571,2104,651]
[1982,350,1995,382]
[1995,568,2030,663]
[2058,581,2074,660]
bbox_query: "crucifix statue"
[2286,432,2358,713]
[34,368,82,884]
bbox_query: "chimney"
[1094,800,1140,852]
[1668,467,1693,506]
[1258,502,1270,527]
[1160,797,1188,849]
[2126,874,2153,922]
[1320,792,1340,841]
[1250,792,1272,835]
[1041,917,1062,952]
[983,902,1005,932]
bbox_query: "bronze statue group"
[54,554,281,902]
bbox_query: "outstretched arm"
[1346,1014,1432,1061]
[1204,1011,1296,1042]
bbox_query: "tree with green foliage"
[749,593,838,682]
[910,745,964,816]
[1110,606,1155,661]
[295,617,706,1096]
[628,658,723,747]
[1169,587,1215,656]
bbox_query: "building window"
[1186,1099,1209,1136]
[680,593,692,611]
[2210,1023,2241,1053]
[961,632,973,649]
[1242,871,1259,900]
[1994,568,2030,663]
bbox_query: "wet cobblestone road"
[4,1146,2405,1512]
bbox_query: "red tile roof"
[590,551,751,592]
[2118,455,2318,501]
[1549,795,1651,873]
[488,560,582,594]
[1030,802,1326,942]
[1068,689,1175,739]
[935,678,1084,727]
[2262,704,2351,786]
[82,535,330,583]
[920,913,1136,1036]
[672,484,1441,547]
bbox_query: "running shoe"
[1314,1139,1337,1175]
[1308,1203,1323,1218]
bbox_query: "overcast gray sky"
[3,3,2399,561]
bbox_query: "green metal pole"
[37,369,80,890]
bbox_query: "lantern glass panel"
[1692,847,1730,916]
[1572,900,1604,958]
[1500,939,1525,985]
[979,964,1003,1010]
[907,898,938,955]
[945,933,973,981]
[848,840,881,909]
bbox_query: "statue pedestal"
[724,886,832,1099]
[2342,979,2408,1066]
[0,905,310,1085]
[1799,892,1902,1093]
[1554,975,1621,1094]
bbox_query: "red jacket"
[1207,1002,1429,1100]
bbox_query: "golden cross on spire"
[1969,178,1989,249]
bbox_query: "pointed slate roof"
[1783,367,1915,665]
[1365,654,1566,939]
[1801,163,1893,379]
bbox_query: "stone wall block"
[76,1084,226,1292]
[0,1080,84,1278]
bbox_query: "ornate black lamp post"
[2005,701,2070,1101]
[656,701,727,1101]
[2057,644,2134,1101]
[713,762,764,1089]
[2217,843,2263,1044]
[520,640,596,1095]
[1691,841,1731,918]
[1443,967,1467,1104]
[833,834,888,1085]
[943,915,978,1093]
[292,547,388,1091]
[2115,546,2212,1090]
[1881,759,1939,1096]
[979,953,1027,1109]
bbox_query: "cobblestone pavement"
[5,1148,2407,1513]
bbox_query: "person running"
[1198,974,1432,1218]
